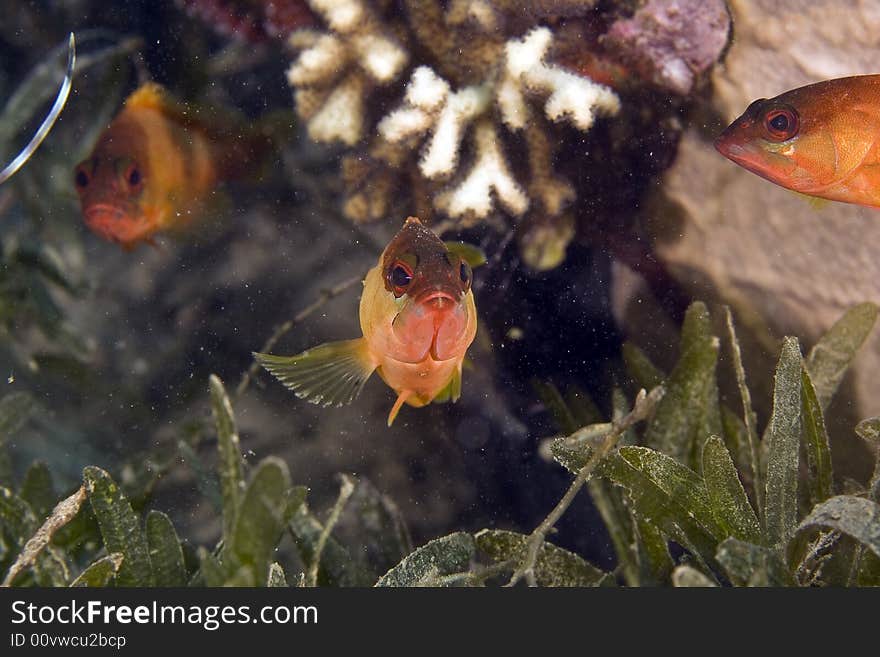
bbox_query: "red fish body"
[715,75,880,208]
[74,83,260,250]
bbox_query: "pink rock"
[604,0,731,95]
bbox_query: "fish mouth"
[83,204,145,247]
[84,204,128,240]
[714,126,747,160]
[84,203,126,225]
[390,291,468,362]
[714,131,796,186]
[714,131,771,173]
[415,290,458,309]
[717,141,756,167]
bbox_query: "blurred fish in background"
[73,82,274,250]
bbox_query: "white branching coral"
[501,27,620,131]
[281,1,729,271]
[435,120,529,219]
[376,26,620,222]
[286,0,408,145]
[286,5,623,265]
[378,67,492,180]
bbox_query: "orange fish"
[74,83,265,249]
[715,75,880,208]
[255,217,478,426]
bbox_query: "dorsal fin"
[125,83,180,114]
[123,83,213,137]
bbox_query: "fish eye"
[388,261,413,296]
[763,106,799,141]
[74,169,89,188]
[459,261,471,288]
[122,162,143,190]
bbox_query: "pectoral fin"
[254,338,376,407]
[792,191,830,210]
[432,365,462,404]
[444,241,487,268]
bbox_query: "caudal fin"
[254,338,376,407]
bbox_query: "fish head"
[363,217,477,364]
[74,121,155,248]
[715,87,856,195]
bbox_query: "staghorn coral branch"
[287,32,347,85]
[286,0,408,145]
[446,0,499,31]
[353,33,408,83]
[420,85,492,179]
[405,66,451,110]
[435,120,529,220]
[288,1,628,265]
[378,66,450,143]
[376,25,619,225]
[309,0,364,32]
[496,74,531,131]
[380,67,493,179]
[377,107,433,143]
[305,73,365,145]
[505,27,620,131]
[401,0,463,80]
[523,120,574,216]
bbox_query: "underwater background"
[1,0,879,587]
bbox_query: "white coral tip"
[419,85,491,179]
[496,77,529,130]
[378,108,431,142]
[544,71,621,129]
[310,0,364,33]
[466,0,497,30]
[287,35,346,85]
[307,78,364,146]
[504,27,552,78]
[440,123,528,218]
[405,67,450,110]
[354,34,408,83]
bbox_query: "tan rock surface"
[649,0,880,477]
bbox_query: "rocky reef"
[634,0,880,479]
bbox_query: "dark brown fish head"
[382,217,472,303]
[379,217,474,362]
